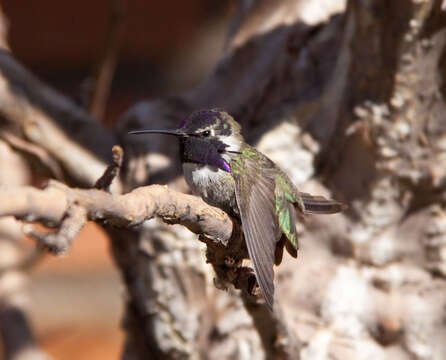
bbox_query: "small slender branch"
[22,115,115,189]
[95,145,123,190]
[24,205,87,254]
[0,130,64,180]
[89,0,125,120]
[95,145,123,191]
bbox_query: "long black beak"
[128,129,186,137]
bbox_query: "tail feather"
[299,192,346,214]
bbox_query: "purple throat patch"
[221,160,231,172]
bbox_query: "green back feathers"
[230,146,259,176]
[275,175,299,250]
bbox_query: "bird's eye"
[202,130,211,137]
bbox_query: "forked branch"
[0,181,233,253]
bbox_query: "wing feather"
[233,158,279,310]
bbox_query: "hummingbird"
[129,109,345,310]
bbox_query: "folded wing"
[233,159,279,310]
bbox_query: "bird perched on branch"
[130,109,345,310]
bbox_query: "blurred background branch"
[88,0,125,121]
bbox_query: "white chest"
[182,162,237,213]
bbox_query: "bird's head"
[129,109,244,172]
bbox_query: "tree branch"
[0,50,118,188]
[94,145,124,191]
[89,0,125,121]
[0,182,233,252]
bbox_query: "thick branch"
[0,182,233,250]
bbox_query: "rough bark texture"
[1,0,446,359]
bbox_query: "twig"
[0,130,64,180]
[24,205,87,254]
[89,0,125,121]
[95,145,123,191]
